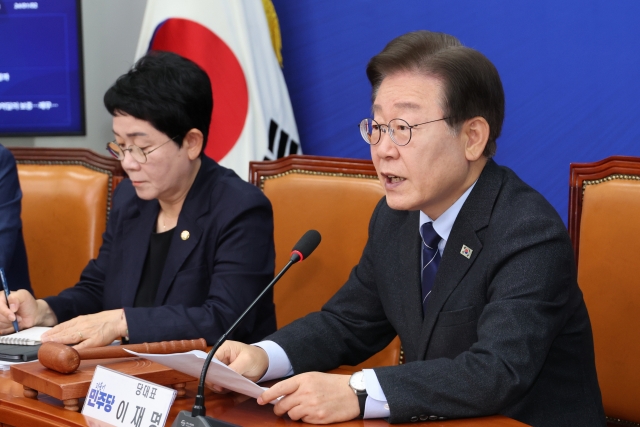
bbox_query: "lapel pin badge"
[460,245,473,259]
[181,230,190,241]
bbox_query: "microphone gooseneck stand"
[171,230,322,427]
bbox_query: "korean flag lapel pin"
[460,245,473,259]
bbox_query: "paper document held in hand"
[124,349,275,402]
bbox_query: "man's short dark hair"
[104,51,213,156]
[366,31,504,157]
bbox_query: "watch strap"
[357,391,367,419]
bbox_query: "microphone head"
[290,230,322,262]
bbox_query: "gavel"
[38,338,207,374]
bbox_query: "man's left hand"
[258,372,360,424]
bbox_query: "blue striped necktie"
[420,222,442,316]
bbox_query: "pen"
[0,268,19,333]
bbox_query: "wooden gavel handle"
[77,338,208,359]
[38,338,209,374]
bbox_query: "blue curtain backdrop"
[271,0,640,224]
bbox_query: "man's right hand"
[0,289,38,334]
[0,290,57,334]
[213,341,270,390]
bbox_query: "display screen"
[0,0,85,136]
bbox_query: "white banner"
[135,0,300,178]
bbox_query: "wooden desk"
[0,371,529,427]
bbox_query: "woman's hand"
[0,290,57,334]
[41,308,128,349]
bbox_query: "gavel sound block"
[38,338,208,374]
[9,339,207,411]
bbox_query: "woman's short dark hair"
[366,31,504,157]
[104,51,213,156]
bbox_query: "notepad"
[0,327,51,345]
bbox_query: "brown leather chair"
[9,147,125,299]
[568,155,640,427]
[249,154,402,370]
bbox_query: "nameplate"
[81,365,176,427]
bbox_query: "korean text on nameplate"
[81,365,176,427]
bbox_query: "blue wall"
[271,0,640,224]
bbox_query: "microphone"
[290,229,321,263]
[171,230,322,427]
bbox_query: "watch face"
[349,371,366,392]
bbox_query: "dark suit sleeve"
[268,198,398,371]
[0,146,32,292]
[0,148,22,276]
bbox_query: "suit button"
[439,417,447,420]
[410,416,418,422]
[419,415,428,421]
[429,415,438,420]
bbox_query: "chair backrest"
[9,147,125,299]
[249,154,402,370]
[568,155,640,425]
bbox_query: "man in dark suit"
[0,144,33,293]
[214,31,605,426]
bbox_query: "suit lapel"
[416,160,503,358]
[394,211,423,353]
[153,158,215,305]
[153,214,202,305]
[120,199,159,307]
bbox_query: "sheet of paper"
[0,356,40,369]
[124,349,272,402]
[0,360,20,370]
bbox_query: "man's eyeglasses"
[106,136,177,164]
[358,117,449,146]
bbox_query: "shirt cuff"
[253,340,295,383]
[362,369,390,418]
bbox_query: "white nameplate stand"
[82,365,176,427]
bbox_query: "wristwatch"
[348,371,368,419]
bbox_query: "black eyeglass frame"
[358,117,450,146]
